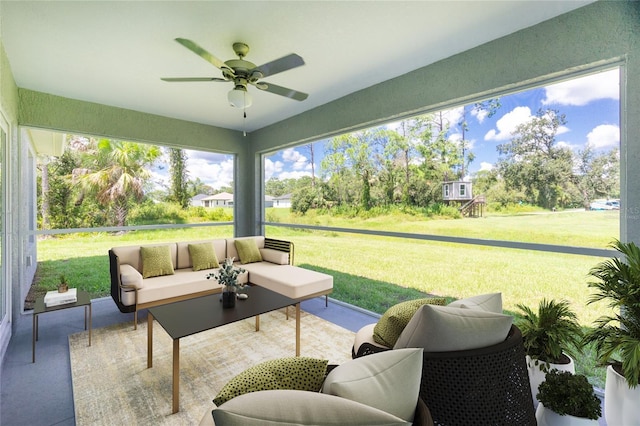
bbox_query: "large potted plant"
[515,298,583,408]
[583,239,640,426]
[535,370,601,426]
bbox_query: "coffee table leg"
[173,339,180,414]
[147,312,153,368]
[255,314,260,331]
[296,303,300,357]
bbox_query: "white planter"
[604,364,640,426]
[527,354,575,409]
[535,403,599,426]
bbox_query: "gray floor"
[0,296,379,426]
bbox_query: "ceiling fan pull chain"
[243,110,247,137]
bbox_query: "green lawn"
[32,209,619,387]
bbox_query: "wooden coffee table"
[147,285,299,413]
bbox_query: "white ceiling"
[1,1,594,133]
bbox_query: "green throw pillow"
[213,357,328,406]
[188,242,219,271]
[373,297,446,348]
[234,239,263,264]
[140,245,175,278]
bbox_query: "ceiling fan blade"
[174,38,234,75]
[259,81,308,101]
[253,54,305,78]
[161,77,228,82]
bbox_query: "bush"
[128,202,187,225]
[537,370,601,420]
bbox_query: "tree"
[74,139,161,227]
[497,108,573,209]
[573,145,619,209]
[169,148,189,208]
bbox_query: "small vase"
[221,285,237,308]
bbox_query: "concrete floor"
[0,296,379,426]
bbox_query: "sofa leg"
[134,310,138,330]
[325,295,328,307]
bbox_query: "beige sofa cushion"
[119,264,143,289]
[242,263,332,299]
[211,390,411,426]
[322,348,423,423]
[394,304,513,351]
[135,269,222,305]
[259,248,289,265]
[353,323,388,355]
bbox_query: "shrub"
[537,370,601,420]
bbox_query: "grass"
[31,209,620,387]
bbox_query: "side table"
[32,289,92,363]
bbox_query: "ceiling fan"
[162,38,308,109]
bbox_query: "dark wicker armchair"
[353,325,536,426]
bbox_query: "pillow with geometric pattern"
[213,357,328,406]
[373,297,446,348]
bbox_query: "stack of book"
[44,288,77,307]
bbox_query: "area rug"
[69,309,356,425]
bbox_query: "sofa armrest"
[264,238,294,265]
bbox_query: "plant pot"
[58,283,69,293]
[604,364,640,426]
[535,403,599,426]
[527,354,575,409]
[221,286,237,308]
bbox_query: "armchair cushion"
[394,304,513,352]
[213,357,328,406]
[212,389,411,425]
[373,298,446,348]
[322,348,423,422]
[447,292,502,313]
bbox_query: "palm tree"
[74,139,161,227]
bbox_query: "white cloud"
[282,148,309,171]
[479,162,493,171]
[587,124,620,149]
[472,107,489,124]
[264,158,284,181]
[542,69,619,106]
[484,106,533,141]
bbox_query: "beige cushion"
[119,264,143,289]
[242,263,332,299]
[188,242,220,271]
[322,348,423,422]
[140,245,175,278]
[213,357,328,406]
[353,323,389,354]
[448,292,503,313]
[212,390,411,426]
[234,239,263,264]
[259,248,289,265]
[373,298,446,348]
[394,304,513,352]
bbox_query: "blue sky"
[152,68,620,190]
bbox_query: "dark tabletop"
[148,285,297,340]
[34,290,91,315]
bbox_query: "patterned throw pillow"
[234,239,263,264]
[140,245,175,278]
[373,297,446,348]
[188,242,219,271]
[213,357,328,406]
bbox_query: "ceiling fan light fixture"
[228,86,252,109]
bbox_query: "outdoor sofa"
[109,236,333,328]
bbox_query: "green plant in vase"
[206,257,246,308]
[535,370,601,425]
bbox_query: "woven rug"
[69,309,356,425]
